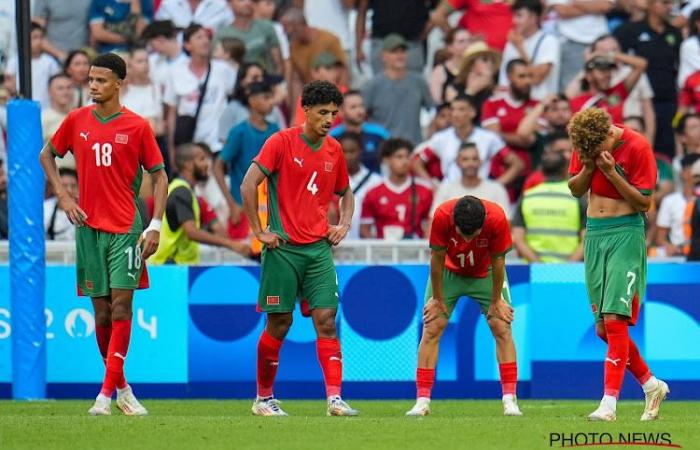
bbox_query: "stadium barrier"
[0,262,698,399]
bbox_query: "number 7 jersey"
[253,126,350,245]
[49,105,164,233]
[430,198,512,278]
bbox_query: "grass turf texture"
[1,400,698,450]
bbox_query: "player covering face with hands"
[567,108,669,421]
[407,196,522,417]
[39,53,168,416]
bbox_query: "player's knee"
[267,314,293,338]
[488,318,511,341]
[93,310,111,327]
[423,318,448,341]
[110,302,132,321]
[313,314,337,338]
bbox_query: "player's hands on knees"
[488,300,514,324]
[423,297,448,324]
[326,223,350,245]
[256,231,283,249]
[58,193,87,226]
[138,230,160,260]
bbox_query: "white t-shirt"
[121,83,163,123]
[656,191,688,246]
[149,52,189,95]
[499,30,560,100]
[611,65,654,119]
[547,0,611,44]
[163,59,237,151]
[418,127,506,183]
[347,165,382,239]
[44,197,76,241]
[303,0,351,51]
[431,178,511,218]
[155,0,234,31]
[6,53,61,109]
[678,36,700,88]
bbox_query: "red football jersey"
[679,71,700,114]
[253,127,349,244]
[430,198,512,278]
[50,105,164,233]
[569,82,629,124]
[569,125,657,200]
[446,0,512,50]
[360,177,433,239]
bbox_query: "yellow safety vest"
[521,180,581,263]
[149,178,201,265]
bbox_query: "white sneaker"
[116,385,148,416]
[405,398,431,417]
[641,379,670,421]
[251,397,288,416]
[327,397,359,416]
[588,404,616,422]
[503,396,523,416]
[88,394,111,416]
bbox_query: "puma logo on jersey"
[293,157,304,167]
[619,297,631,307]
[450,238,458,246]
[80,131,90,141]
[605,357,621,366]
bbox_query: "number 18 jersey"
[50,105,164,234]
[253,126,349,245]
[430,198,512,278]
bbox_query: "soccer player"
[39,53,168,416]
[567,108,669,421]
[406,195,522,417]
[240,80,358,417]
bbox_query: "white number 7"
[626,271,636,296]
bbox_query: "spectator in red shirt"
[679,69,700,116]
[432,0,513,50]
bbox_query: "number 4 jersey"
[430,198,512,278]
[253,126,349,245]
[49,105,164,233]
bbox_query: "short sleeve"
[534,36,560,66]
[488,134,507,160]
[252,131,284,176]
[334,150,350,195]
[510,199,525,227]
[220,125,242,163]
[360,190,376,224]
[480,100,500,128]
[88,0,106,24]
[139,123,165,172]
[429,206,451,250]
[49,111,74,157]
[265,21,280,47]
[488,208,512,255]
[167,187,195,230]
[162,71,177,106]
[680,79,693,108]
[627,143,657,195]
[655,196,674,227]
[569,150,583,176]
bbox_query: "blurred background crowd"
[0,0,700,262]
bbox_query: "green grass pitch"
[1,400,698,450]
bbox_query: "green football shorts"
[76,225,147,297]
[584,213,646,325]
[424,268,511,317]
[258,239,339,313]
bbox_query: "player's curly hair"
[454,196,486,236]
[91,52,127,80]
[301,80,344,108]
[567,108,611,159]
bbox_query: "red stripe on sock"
[317,337,342,397]
[499,362,517,396]
[416,368,435,399]
[603,320,630,399]
[100,319,131,397]
[257,331,282,398]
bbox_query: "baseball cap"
[311,52,342,70]
[382,33,408,52]
[585,55,616,71]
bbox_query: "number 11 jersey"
[49,105,164,234]
[253,126,349,245]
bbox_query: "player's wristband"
[143,219,162,234]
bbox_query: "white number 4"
[306,170,319,195]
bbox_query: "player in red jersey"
[39,53,167,416]
[406,196,522,417]
[568,108,669,421]
[360,138,433,239]
[241,80,358,417]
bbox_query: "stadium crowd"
[0,0,700,261]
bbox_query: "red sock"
[627,337,652,385]
[499,362,517,396]
[100,319,132,397]
[416,368,435,399]
[257,331,282,398]
[603,320,630,398]
[316,337,342,398]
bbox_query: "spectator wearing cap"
[615,0,682,159]
[362,34,433,144]
[330,90,390,174]
[569,51,647,123]
[215,81,279,233]
[88,0,153,52]
[498,0,560,100]
[431,0,513,51]
[655,153,700,257]
[355,0,431,74]
[155,0,233,31]
[32,0,91,62]
[291,52,347,127]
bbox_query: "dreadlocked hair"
[567,108,611,159]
